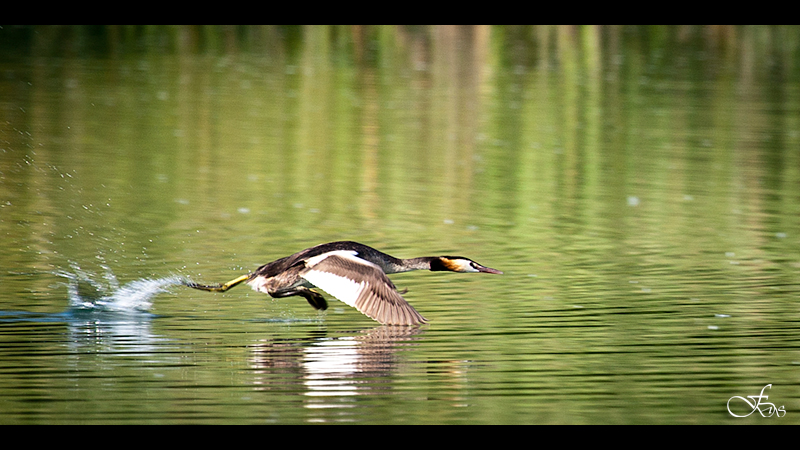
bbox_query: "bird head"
[433,257,503,274]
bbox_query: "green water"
[1,25,799,424]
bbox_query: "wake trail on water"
[55,262,187,313]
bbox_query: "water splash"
[56,262,185,313]
[0,264,184,353]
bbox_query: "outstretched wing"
[299,250,427,326]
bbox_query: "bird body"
[185,241,501,326]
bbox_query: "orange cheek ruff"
[440,258,463,271]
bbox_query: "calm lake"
[1,25,799,424]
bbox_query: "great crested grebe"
[184,241,502,326]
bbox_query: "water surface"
[1,25,799,424]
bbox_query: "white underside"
[300,270,365,308]
[300,250,382,308]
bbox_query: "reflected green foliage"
[1,25,800,424]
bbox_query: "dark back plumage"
[252,241,402,278]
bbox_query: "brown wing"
[299,251,427,326]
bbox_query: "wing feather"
[300,251,427,325]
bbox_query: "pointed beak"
[477,265,503,274]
